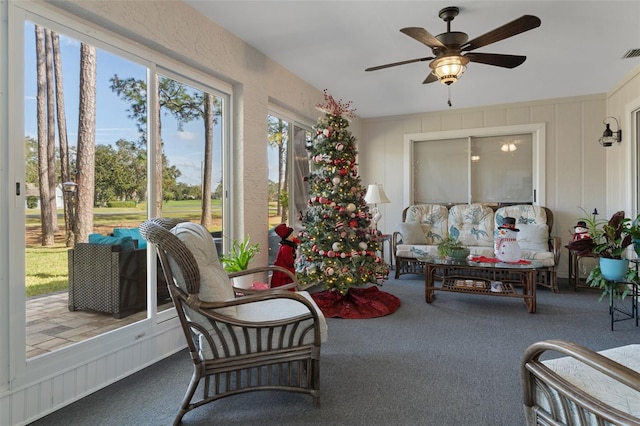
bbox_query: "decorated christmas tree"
[295,91,389,295]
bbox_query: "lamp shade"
[364,184,390,204]
[429,54,469,85]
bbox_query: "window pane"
[471,134,532,203]
[414,138,468,203]
[24,21,148,357]
[157,72,225,260]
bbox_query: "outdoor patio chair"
[139,219,327,425]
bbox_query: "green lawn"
[26,244,70,297]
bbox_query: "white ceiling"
[184,1,640,118]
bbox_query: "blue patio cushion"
[88,233,136,251]
[113,227,147,249]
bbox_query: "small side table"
[568,249,598,290]
[378,234,393,269]
[610,258,639,331]
[609,280,639,331]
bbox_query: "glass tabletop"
[417,256,545,270]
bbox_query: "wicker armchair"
[521,340,640,425]
[139,219,327,425]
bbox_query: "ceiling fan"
[365,6,541,86]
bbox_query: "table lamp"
[364,183,390,230]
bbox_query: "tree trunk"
[278,120,288,223]
[52,31,73,246]
[75,43,97,243]
[201,93,213,227]
[44,29,59,232]
[35,25,54,246]
[155,93,163,215]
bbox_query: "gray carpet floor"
[32,277,640,426]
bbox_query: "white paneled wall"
[1,325,184,425]
[360,94,609,279]
[606,65,640,218]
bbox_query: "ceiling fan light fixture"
[430,55,469,85]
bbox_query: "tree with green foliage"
[94,140,145,206]
[110,76,220,224]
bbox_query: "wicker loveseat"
[392,203,561,291]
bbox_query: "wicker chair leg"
[174,369,202,425]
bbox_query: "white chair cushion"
[199,291,327,360]
[237,291,328,343]
[169,222,237,318]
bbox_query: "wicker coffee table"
[422,257,543,313]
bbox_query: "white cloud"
[177,131,197,140]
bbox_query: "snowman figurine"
[572,220,591,241]
[495,217,522,263]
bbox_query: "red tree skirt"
[310,286,401,319]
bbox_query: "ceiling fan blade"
[365,56,434,72]
[400,27,446,50]
[423,73,438,84]
[461,15,541,52]
[464,52,527,68]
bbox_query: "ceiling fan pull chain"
[447,85,452,107]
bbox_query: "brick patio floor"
[26,292,171,358]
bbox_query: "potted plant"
[220,235,260,288]
[437,236,469,260]
[577,209,635,296]
[586,265,635,301]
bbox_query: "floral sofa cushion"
[494,205,554,266]
[404,204,448,244]
[494,204,547,228]
[448,204,494,247]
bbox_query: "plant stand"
[609,280,639,331]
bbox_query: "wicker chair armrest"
[197,291,323,335]
[548,236,561,265]
[392,231,403,249]
[523,340,640,392]
[522,339,640,425]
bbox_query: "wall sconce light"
[599,117,622,147]
[471,155,480,162]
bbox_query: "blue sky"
[23,21,228,187]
